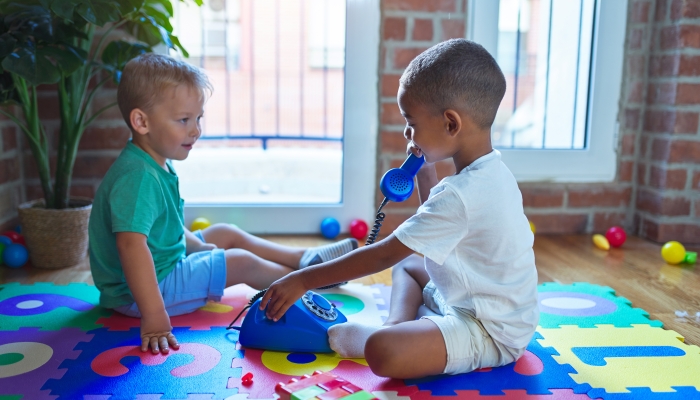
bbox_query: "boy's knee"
[364,330,398,377]
[224,248,257,268]
[392,254,424,278]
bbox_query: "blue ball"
[320,217,340,239]
[0,236,11,246]
[3,243,28,268]
[14,225,21,233]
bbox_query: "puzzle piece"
[537,283,662,328]
[0,328,93,399]
[43,328,240,399]
[0,283,111,331]
[404,332,590,396]
[318,283,387,326]
[587,386,700,400]
[406,389,595,399]
[98,285,259,331]
[537,325,700,393]
[275,371,377,400]
[369,284,391,323]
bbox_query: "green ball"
[0,242,5,265]
[685,251,697,264]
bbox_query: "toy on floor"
[349,219,368,240]
[529,221,536,234]
[592,234,610,251]
[661,241,696,265]
[0,235,11,246]
[320,217,340,239]
[1,230,25,246]
[605,226,626,248]
[2,243,28,268]
[191,217,211,231]
[275,371,377,400]
[229,290,347,353]
[241,372,254,386]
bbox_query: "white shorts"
[420,281,525,375]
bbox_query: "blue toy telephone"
[227,154,423,352]
[228,290,347,353]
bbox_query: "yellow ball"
[661,241,686,265]
[592,234,610,251]
[529,221,536,234]
[190,217,211,231]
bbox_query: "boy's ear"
[443,109,462,137]
[129,108,149,136]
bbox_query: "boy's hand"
[140,310,180,354]
[406,141,434,166]
[259,271,309,322]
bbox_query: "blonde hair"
[117,53,213,130]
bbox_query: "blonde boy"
[260,39,538,379]
[89,53,356,354]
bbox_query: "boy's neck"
[132,136,168,170]
[451,127,493,173]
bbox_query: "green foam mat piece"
[0,282,112,331]
[537,282,663,328]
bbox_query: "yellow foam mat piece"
[537,325,700,393]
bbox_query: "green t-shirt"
[89,141,186,309]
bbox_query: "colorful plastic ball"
[605,226,626,248]
[320,217,340,239]
[349,219,368,240]
[0,236,11,246]
[13,225,21,233]
[0,242,5,265]
[2,243,28,268]
[685,251,697,264]
[592,234,610,251]
[661,241,686,265]
[190,217,211,231]
[529,221,536,234]
[0,231,23,245]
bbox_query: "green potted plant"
[0,0,200,268]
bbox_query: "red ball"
[349,219,368,240]
[0,231,24,246]
[605,226,626,248]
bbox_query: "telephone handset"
[367,153,425,245]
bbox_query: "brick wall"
[377,0,700,244]
[0,110,24,232]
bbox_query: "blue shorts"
[114,230,227,317]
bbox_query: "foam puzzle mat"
[0,281,698,399]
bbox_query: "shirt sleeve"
[393,184,468,265]
[109,171,164,236]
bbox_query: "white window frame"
[468,0,627,182]
[183,0,380,234]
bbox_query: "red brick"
[640,136,650,157]
[637,162,648,185]
[643,221,700,244]
[643,110,697,133]
[621,134,636,156]
[2,126,17,151]
[0,158,20,184]
[649,55,679,76]
[72,154,118,179]
[70,184,95,199]
[629,28,643,49]
[381,102,405,126]
[646,82,676,105]
[381,74,402,98]
[393,47,428,70]
[627,54,647,78]
[413,19,433,41]
[37,95,60,120]
[526,214,588,234]
[519,186,565,208]
[651,138,671,161]
[441,19,465,40]
[25,184,44,203]
[660,26,680,49]
[619,160,634,182]
[649,166,688,190]
[636,189,691,216]
[23,154,55,180]
[593,212,627,232]
[671,0,700,20]
[568,186,631,208]
[384,0,457,13]
[91,92,122,122]
[676,83,700,104]
[384,17,406,41]
[380,130,408,153]
[624,108,641,130]
[669,140,700,162]
[679,55,700,76]
[693,171,700,189]
[627,80,644,103]
[631,0,652,23]
[655,0,669,21]
[695,198,700,218]
[78,125,131,150]
[680,25,700,48]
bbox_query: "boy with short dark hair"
[89,53,356,355]
[260,39,538,379]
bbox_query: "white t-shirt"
[393,150,539,349]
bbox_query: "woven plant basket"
[18,197,92,269]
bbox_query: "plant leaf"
[50,0,76,21]
[39,43,86,75]
[100,40,148,82]
[76,0,120,26]
[2,44,61,85]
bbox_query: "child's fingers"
[167,333,180,350]
[260,289,273,311]
[159,336,170,354]
[149,336,160,354]
[141,336,150,352]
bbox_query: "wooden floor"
[1,235,698,345]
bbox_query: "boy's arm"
[116,232,180,354]
[261,234,413,321]
[184,228,217,255]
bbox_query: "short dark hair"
[399,39,506,129]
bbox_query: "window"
[170,0,380,233]
[468,0,627,181]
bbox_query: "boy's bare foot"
[328,322,386,358]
